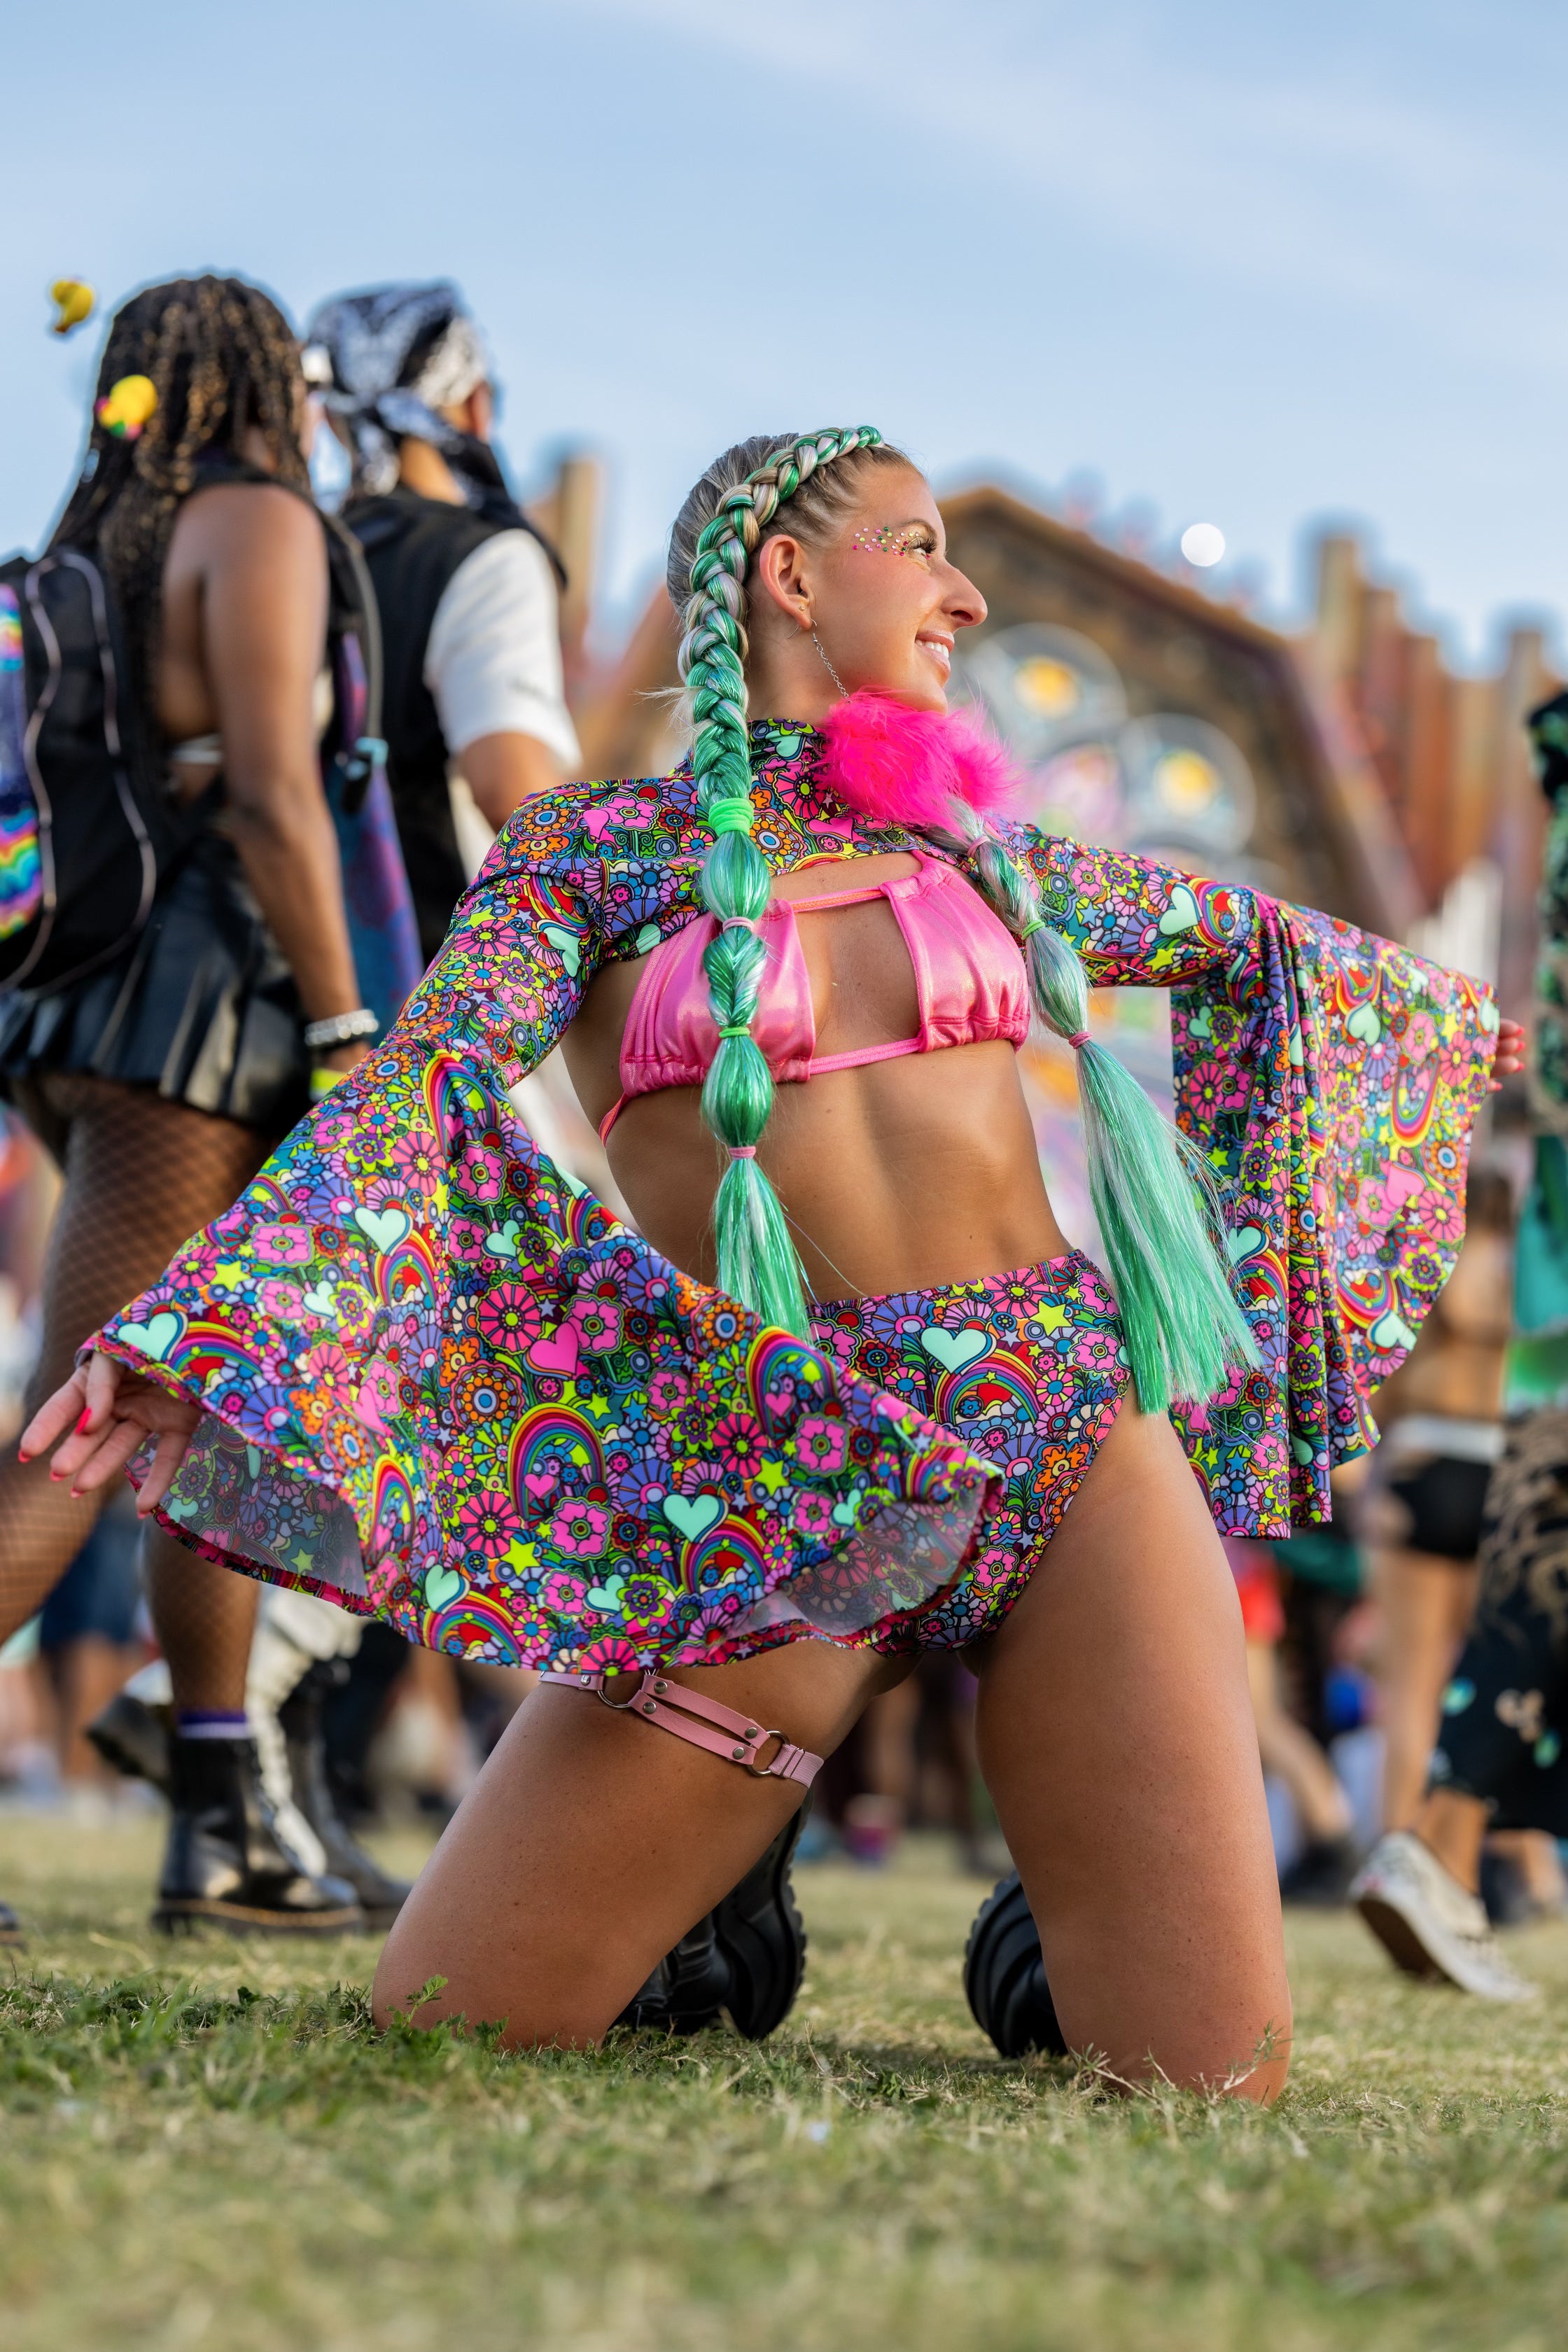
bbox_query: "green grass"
[3,1819,1568,2351]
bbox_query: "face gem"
[851,525,932,563]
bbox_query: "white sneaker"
[1351,1831,1541,2001]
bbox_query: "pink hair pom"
[815,691,1022,832]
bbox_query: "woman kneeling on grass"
[23,430,1517,2100]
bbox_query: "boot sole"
[963,1870,1068,2057]
[711,1803,808,2040]
[151,1898,365,1937]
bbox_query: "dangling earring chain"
[811,626,849,699]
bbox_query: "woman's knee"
[370,1917,619,2050]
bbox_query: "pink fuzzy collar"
[812,692,1021,832]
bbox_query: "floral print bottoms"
[752,1250,1130,1658]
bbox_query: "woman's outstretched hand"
[19,1352,201,1515]
[1490,1016,1526,1091]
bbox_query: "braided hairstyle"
[953,812,1255,1410]
[671,430,1256,1408]
[669,429,910,1340]
[50,275,310,727]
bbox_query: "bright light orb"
[1180,522,1226,569]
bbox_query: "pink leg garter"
[540,1668,822,1790]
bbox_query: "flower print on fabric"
[1007,836,1497,1532]
[91,718,1495,1677]
[797,1253,1128,1657]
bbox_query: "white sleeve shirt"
[423,528,582,774]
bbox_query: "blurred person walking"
[1358,1170,1515,1833]
[38,1491,146,1805]
[1225,1535,1359,1902]
[1354,692,1568,1998]
[94,282,587,1889]
[281,281,584,1816]
[303,280,580,963]
[0,274,420,1933]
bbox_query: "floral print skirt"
[732,1250,1130,1658]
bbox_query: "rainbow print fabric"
[0,589,41,942]
[91,723,1497,1670]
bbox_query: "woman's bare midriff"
[559,851,1071,1301]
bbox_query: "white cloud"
[546,0,1568,373]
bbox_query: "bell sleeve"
[1009,830,1499,1532]
[87,798,995,1669]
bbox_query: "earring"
[811,626,849,699]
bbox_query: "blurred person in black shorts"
[1359,1170,1515,1834]
[1354,692,1568,1998]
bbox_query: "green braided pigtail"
[964,821,1258,1413]
[678,427,883,1340]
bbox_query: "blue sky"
[4,0,1565,665]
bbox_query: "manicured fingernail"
[76,1408,93,1434]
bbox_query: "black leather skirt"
[0,825,309,1153]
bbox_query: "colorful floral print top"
[93,722,1496,1669]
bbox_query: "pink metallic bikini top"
[601,850,1030,1140]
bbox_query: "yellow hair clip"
[95,375,158,440]
[50,279,94,335]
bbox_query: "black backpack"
[0,477,414,1009]
[0,543,193,993]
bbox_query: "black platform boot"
[153,1734,363,1935]
[616,1913,736,2033]
[616,1807,809,2039]
[88,1688,173,1795]
[279,1662,413,1929]
[963,1870,1068,2057]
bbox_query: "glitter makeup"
[851,524,934,563]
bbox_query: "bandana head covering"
[302,280,499,502]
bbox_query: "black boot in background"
[321,1623,415,1826]
[153,1734,363,1935]
[964,1870,1068,2057]
[0,1898,22,1948]
[279,1662,413,1929]
[87,1687,174,1795]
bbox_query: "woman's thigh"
[373,1637,899,2048]
[972,1402,1291,2100]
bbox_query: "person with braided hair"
[0,273,423,1931]
[26,428,1516,2094]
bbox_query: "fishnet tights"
[0,1075,272,1708]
